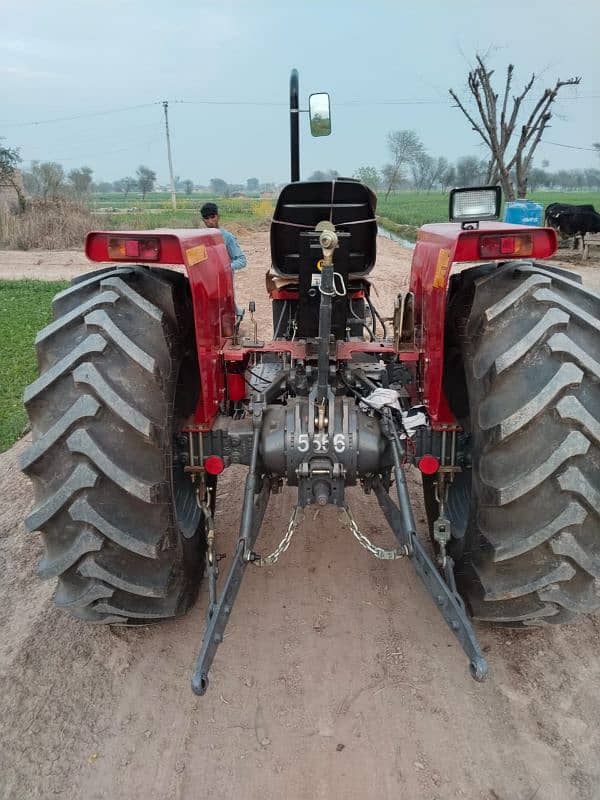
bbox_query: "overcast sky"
[2,0,599,186]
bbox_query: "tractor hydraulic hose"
[349,298,374,341]
[367,296,388,340]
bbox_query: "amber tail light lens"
[107,237,160,260]
[479,234,533,259]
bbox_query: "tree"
[95,181,114,193]
[246,177,259,192]
[354,166,380,190]
[384,130,425,197]
[440,163,456,193]
[114,176,136,196]
[183,179,194,195]
[0,140,26,210]
[584,168,600,190]
[308,169,339,181]
[449,54,581,199]
[22,161,65,200]
[68,166,93,196]
[528,167,550,191]
[410,154,451,191]
[381,163,404,193]
[136,165,156,199]
[455,156,488,187]
[209,177,229,196]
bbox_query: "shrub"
[0,198,95,250]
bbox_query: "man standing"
[200,202,247,272]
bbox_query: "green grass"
[91,193,275,232]
[92,191,215,208]
[0,280,68,452]
[376,190,600,240]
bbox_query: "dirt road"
[1,234,599,800]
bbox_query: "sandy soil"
[1,234,600,800]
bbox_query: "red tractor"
[22,72,600,694]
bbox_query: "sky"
[1,0,599,187]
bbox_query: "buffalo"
[544,202,600,244]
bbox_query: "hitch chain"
[342,506,408,560]
[252,505,302,567]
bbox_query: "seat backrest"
[270,179,377,278]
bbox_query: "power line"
[176,99,284,107]
[0,102,159,128]
[3,92,599,128]
[542,140,599,152]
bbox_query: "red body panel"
[84,221,558,434]
[86,229,236,429]
[409,222,558,423]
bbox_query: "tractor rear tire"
[442,261,600,626]
[22,266,207,623]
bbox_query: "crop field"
[0,280,68,450]
[377,190,600,238]
[90,193,275,231]
[89,190,600,239]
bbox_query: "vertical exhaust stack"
[290,68,300,182]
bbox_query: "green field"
[89,193,275,232]
[0,280,68,452]
[89,190,600,240]
[376,191,600,239]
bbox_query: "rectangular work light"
[449,186,502,224]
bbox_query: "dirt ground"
[1,234,600,800]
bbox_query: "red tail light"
[107,236,160,261]
[418,454,440,475]
[452,226,557,262]
[204,455,225,475]
[479,234,533,258]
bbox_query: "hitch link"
[376,409,488,682]
[191,413,271,696]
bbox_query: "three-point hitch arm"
[189,224,488,695]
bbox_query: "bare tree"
[68,166,93,196]
[455,155,489,187]
[0,140,26,211]
[449,55,581,199]
[411,155,451,191]
[384,130,425,198]
[354,166,381,190]
[381,163,405,193]
[23,161,66,201]
[136,165,156,200]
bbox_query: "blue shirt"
[221,228,247,271]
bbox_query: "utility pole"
[162,100,177,209]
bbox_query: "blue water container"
[503,200,544,226]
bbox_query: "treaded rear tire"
[22,265,206,623]
[445,261,600,626]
